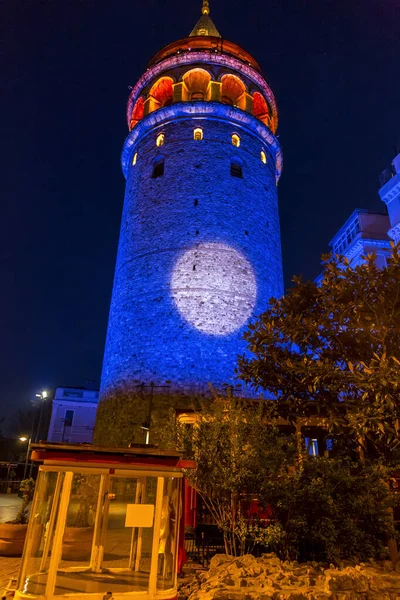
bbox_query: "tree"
[165,396,395,562]
[238,246,400,461]
[164,395,296,556]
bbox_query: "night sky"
[1,0,399,421]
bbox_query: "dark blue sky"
[1,0,399,419]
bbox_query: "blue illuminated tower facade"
[96,2,283,442]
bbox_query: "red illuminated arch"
[149,77,174,107]
[130,96,145,129]
[253,92,269,117]
[253,91,273,129]
[221,74,246,106]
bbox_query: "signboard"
[125,504,155,528]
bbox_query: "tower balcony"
[127,49,278,135]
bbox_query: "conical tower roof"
[189,0,221,38]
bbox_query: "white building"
[47,387,99,444]
[329,208,391,267]
[379,152,400,243]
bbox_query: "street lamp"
[35,390,48,443]
[19,436,31,479]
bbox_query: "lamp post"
[35,390,48,443]
[19,436,31,479]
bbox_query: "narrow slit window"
[152,159,164,178]
[260,150,267,164]
[231,133,240,147]
[194,199,198,206]
[193,128,203,141]
[156,133,165,147]
[132,152,138,166]
[64,409,74,427]
[231,161,243,178]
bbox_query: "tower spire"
[202,0,210,15]
[189,0,221,37]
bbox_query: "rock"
[261,552,281,567]
[286,593,309,600]
[212,592,246,600]
[367,594,391,600]
[369,573,400,592]
[210,554,234,569]
[352,574,369,593]
[185,555,400,600]
[325,570,354,592]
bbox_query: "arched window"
[152,158,164,178]
[231,159,243,178]
[260,150,267,164]
[253,92,270,126]
[132,152,138,166]
[148,77,174,112]
[193,128,203,141]
[156,133,165,147]
[221,74,246,106]
[130,97,145,130]
[231,134,240,147]
[183,68,211,102]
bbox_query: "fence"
[0,480,23,494]
[185,525,225,567]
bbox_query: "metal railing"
[0,480,23,494]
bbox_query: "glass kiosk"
[16,443,189,600]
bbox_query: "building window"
[193,127,203,141]
[232,133,240,147]
[194,199,198,206]
[304,438,318,456]
[156,133,165,147]
[231,160,243,178]
[132,152,138,166]
[332,215,361,255]
[64,409,74,427]
[152,159,164,178]
[260,150,267,164]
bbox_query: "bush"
[263,458,395,563]
[12,479,35,525]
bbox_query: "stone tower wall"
[99,105,283,404]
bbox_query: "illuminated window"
[305,438,319,456]
[193,128,203,141]
[231,160,243,178]
[232,134,240,147]
[132,152,138,166]
[260,150,267,164]
[151,158,164,178]
[156,133,165,147]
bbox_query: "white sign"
[125,504,155,528]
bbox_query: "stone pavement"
[0,556,20,589]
